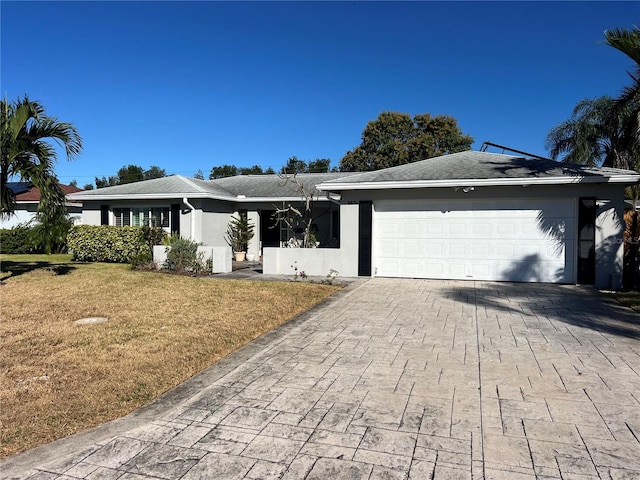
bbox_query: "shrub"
[28,215,74,254]
[0,225,43,254]
[130,251,156,271]
[67,225,150,263]
[141,226,166,249]
[165,235,203,272]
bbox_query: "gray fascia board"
[67,192,236,202]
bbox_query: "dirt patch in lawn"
[0,259,340,457]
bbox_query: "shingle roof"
[318,151,639,188]
[213,172,351,198]
[69,173,354,200]
[69,175,236,199]
[8,182,83,202]
[68,152,639,202]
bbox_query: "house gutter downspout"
[183,197,196,240]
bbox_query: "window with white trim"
[113,207,170,228]
[113,208,131,227]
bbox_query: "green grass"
[0,254,76,281]
[613,291,640,313]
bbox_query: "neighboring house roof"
[68,172,354,202]
[16,184,84,203]
[7,182,83,203]
[316,151,640,191]
[7,182,34,197]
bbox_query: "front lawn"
[613,291,640,313]
[0,255,340,457]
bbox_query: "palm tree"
[604,27,640,136]
[1,95,83,219]
[545,96,637,169]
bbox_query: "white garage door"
[374,198,575,283]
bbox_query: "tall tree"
[604,26,640,137]
[545,96,638,169]
[281,156,308,174]
[339,111,473,172]
[143,165,166,180]
[308,158,331,173]
[95,164,166,188]
[209,164,238,179]
[95,175,118,189]
[603,26,640,290]
[238,165,265,175]
[1,95,82,218]
[117,164,144,184]
[546,26,640,290]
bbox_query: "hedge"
[67,225,162,263]
[0,225,44,254]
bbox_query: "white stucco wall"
[0,206,37,228]
[263,203,359,277]
[153,245,231,273]
[595,195,625,289]
[1,204,82,229]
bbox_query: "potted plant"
[224,212,255,261]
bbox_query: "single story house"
[68,151,639,289]
[1,182,83,229]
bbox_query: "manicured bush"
[67,225,151,263]
[0,225,43,254]
[165,235,200,272]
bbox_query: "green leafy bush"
[165,235,202,272]
[0,225,43,254]
[67,225,150,263]
[141,226,166,249]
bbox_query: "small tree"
[224,212,255,253]
[273,174,318,248]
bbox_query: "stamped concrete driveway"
[3,279,640,480]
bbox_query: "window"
[150,207,170,228]
[113,207,170,229]
[113,208,131,227]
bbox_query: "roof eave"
[67,192,236,202]
[67,193,334,203]
[317,175,640,191]
[234,195,332,203]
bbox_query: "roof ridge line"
[179,174,237,198]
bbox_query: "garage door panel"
[374,198,574,283]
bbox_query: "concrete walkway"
[3,279,640,479]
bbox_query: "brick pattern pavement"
[7,279,640,479]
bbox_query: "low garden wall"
[153,245,232,273]
[263,247,357,278]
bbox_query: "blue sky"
[2,1,638,186]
